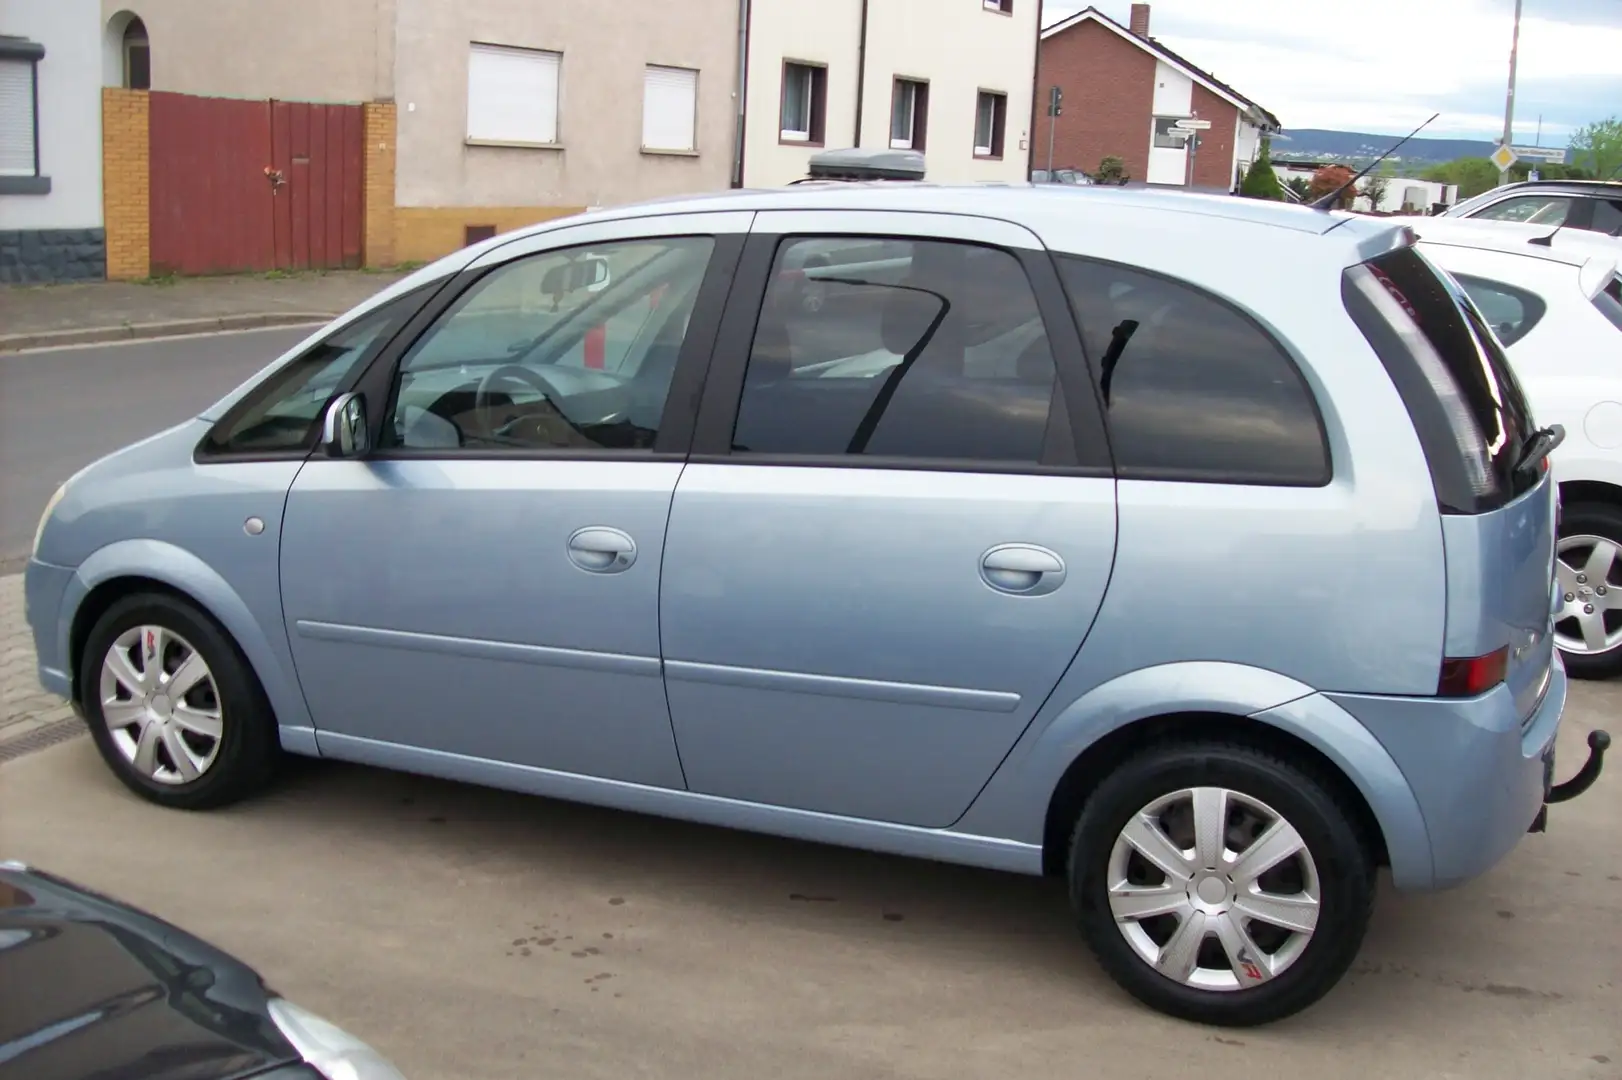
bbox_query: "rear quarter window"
[1450,273,1548,347]
[1053,255,1330,486]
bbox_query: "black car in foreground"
[0,861,406,1080]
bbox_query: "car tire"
[80,592,281,810]
[1068,741,1375,1026]
[1554,500,1622,680]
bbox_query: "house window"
[1152,116,1190,150]
[983,0,1013,12]
[643,64,698,152]
[466,42,561,146]
[122,17,150,90]
[890,78,928,151]
[974,91,1007,158]
[780,61,826,144]
[0,39,45,192]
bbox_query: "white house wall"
[1145,59,1189,185]
[742,0,861,186]
[1,0,103,230]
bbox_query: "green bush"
[1240,140,1285,200]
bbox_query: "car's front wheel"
[1068,741,1375,1026]
[1554,501,1622,680]
[80,592,281,810]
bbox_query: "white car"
[1410,218,1622,677]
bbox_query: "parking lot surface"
[0,666,1617,1080]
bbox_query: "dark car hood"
[0,862,300,1080]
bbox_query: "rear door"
[657,211,1118,828]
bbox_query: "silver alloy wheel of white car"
[98,624,224,785]
[1554,533,1622,657]
[1107,786,1321,992]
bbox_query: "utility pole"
[1498,0,1523,188]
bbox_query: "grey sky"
[1040,0,1622,142]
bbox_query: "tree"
[1308,165,1358,209]
[1094,155,1129,185]
[1568,117,1622,180]
[1421,157,1500,198]
[1360,160,1397,210]
[1284,176,1312,202]
[1239,137,1284,200]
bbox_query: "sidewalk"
[0,269,409,351]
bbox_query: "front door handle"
[980,544,1066,596]
[567,527,638,573]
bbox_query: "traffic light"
[1048,86,1062,117]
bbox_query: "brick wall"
[362,102,397,268]
[102,88,150,281]
[1034,22,1155,182]
[1190,85,1240,190]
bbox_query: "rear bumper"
[1328,657,1567,891]
[24,557,75,699]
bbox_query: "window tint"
[1593,199,1622,236]
[387,236,714,452]
[731,237,1059,463]
[1595,274,1622,332]
[1471,195,1572,226]
[1054,256,1329,485]
[200,289,422,456]
[1451,273,1548,347]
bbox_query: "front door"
[659,212,1118,828]
[279,212,748,787]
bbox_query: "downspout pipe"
[853,0,870,146]
[732,0,751,187]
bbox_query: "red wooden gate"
[149,92,364,276]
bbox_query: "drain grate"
[0,718,87,764]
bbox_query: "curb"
[0,311,335,353]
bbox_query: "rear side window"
[1342,246,1538,514]
[1470,195,1572,226]
[1054,256,1330,485]
[1592,199,1622,237]
[1596,274,1622,332]
[1450,273,1548,347]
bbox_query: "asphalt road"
[0,327,313,569]
[0,693,1617,1080]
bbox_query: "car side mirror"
[321,392,369,458]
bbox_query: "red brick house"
[1035,4,1280,191]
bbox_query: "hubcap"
[98,625,223,785]
[1107,786,1321,992]
[1555,534,1622,656]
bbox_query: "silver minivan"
[25,185,1608,1025]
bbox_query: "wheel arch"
[1558,478,1622,512]
[62,539,314,740]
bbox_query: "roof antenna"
[1528,222,1563,246]
[1310,112,1440,211]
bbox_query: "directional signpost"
[1176,118,1211,188]
[1513,145,1567,164]
[1490,142,1520,177]
[1175,118,1212,131]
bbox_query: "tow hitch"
[1531,730,1611,833]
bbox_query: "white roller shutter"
[642,65,697,152]
[466,43,560,145]
[0,59,36,176]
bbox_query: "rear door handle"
[567,527,637,573]
[980,544,1066,596]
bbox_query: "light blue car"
[25,185,1610,1026]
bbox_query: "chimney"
[1128,3,1151,37]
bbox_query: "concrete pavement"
[0,601,1617,1078]
[0,327,312,569]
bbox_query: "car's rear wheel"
[1068,741,1375,1026]
[80,592,281,810]
[1554,501,1622,679]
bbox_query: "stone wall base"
[0,229,108,284]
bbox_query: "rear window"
[1342,246,1539,514]
[1598,274,1622,332]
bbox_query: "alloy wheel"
[98,625,224,785]
[1554,533,1622,656]
[1107,786,1321,991]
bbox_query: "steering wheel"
[473,363,593,444]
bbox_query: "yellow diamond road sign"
[1490,143,1519,171]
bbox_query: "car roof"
[1409,217,1622,269]
[1464,179,1622,198]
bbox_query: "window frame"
[889,77,929,152]
[1054,252,1334,488]
[641,63,699,154]
[0,38,47,194]
[687,219,1113,478]
[465,41,563,148]
[983,0,1014,13]
[779,60,827,145]
[974,90,1007,159]
[1151,115,1191,151]
[336,219,750,463]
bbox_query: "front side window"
[386,236,715,453]
[890,79,928,151]
[731,236,1059,464]
[1471,195,1572,226]
[1056,256,1329,485]
[200,289,427,456]
[1450,273,1548,347]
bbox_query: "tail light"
[1438,646,1508,697]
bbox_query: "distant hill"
[1271,128,1503,169]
